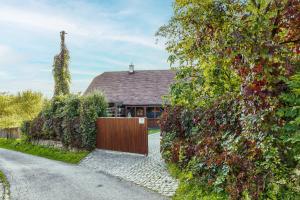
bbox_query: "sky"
[0,0,173,97]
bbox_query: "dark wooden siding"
[96,117,148,155]
[147,118,160,128]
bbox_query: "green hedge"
[161,90,300,199]
[21,92,107,150]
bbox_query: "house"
[84,64,175,128]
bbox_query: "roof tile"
[85,70,175,105]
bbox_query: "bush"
[22,92,107,150]
[20,120,31,138]
[161,92,300,199]
[61,95,81,148]
[160,106,184,138]
[41,101,56,140]
[167,163,227,200]
[80,92,107,150]
[158,0,299,199]
[276,72,300,165]
[28,113,46,140]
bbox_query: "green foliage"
[157,0,299,108]
[20,120,31,138]
[161,94,300,199]
[0,170,10,198]
[80,92,107,150]
[0,138,89,164]
[159,0,299,199]
[28,112,46,140]
[61,95,81,148]
[0,91,44,128]
[160,130,177,162]
[167,164,228,200]
[22,92,107,150]
[277,71,300,164]
[53,31,71,96]
[156,0,243,108]
[16,90,45,119]
[148,128,160,134]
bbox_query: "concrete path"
[0,148,167,200]
[80,133,178,196]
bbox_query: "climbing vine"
[158,0,300,199]
[53,31,71,96]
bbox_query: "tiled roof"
[84,70,175,105]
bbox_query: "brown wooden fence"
[96,117,148,155]
[0,127,21,139]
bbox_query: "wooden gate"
[96,117,148,155]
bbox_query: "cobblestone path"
[80,133,178,197]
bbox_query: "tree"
[53,31,71,96]
[0,91,44,128]
[15,90,44,120]
[157,0,299,108]
[158,0,300,199]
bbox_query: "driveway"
[80,133,178,196]
[0,148,167,200]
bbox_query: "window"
[155,107,163,118]
[146,107,155,118]
[146,107,163,118]
[127,107,135,117]
[136,107,144,117]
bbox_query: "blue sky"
[0,0,173,97]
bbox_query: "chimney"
[129,63,134,74]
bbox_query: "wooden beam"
[114,103,117,117]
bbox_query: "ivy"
[52,31,71,97]
[21,92,107,150]
[159,0,300,199]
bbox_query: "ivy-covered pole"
[52,31,71,96]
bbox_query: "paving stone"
[80,133,178,197]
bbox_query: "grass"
[0,138,89,164]
[167,163,228,200]
[0,170,10,198]
[148,128,160,134]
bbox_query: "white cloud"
[0,7,82,34]
[0,0,171,96]
[0,71,15,80]
[71,69,101,76]
[0,5,163,49]
[0,44,24,65]
[0,79,53,96]
[97,57,129,68]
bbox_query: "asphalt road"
[0,148,166,200]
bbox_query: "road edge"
[0,171,10,200]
